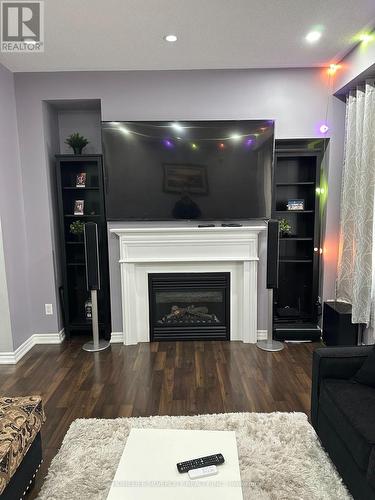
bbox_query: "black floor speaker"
[266,219,279,289]
[84,222,100,291]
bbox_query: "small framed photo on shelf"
[74,200,84,215]
[76,172,86,188]
[287,199,304,211]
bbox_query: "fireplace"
[148,272,230,341]
[111,225,264,345]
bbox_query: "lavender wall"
[0,218,13,352]
[58,110,102,154]
[12,68,345,338]
[42,102,64,330]
[0,63,31,350]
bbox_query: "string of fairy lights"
[105,121,273,151]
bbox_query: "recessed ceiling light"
[305,31,322,43]
[164,34,177,43]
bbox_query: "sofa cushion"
[353,346,375,388]
[0,396,45,495]
[319,379,375,475]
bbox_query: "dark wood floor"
[0,339,319,497]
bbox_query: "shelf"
[279,259,313,263]
[63,187,100,190]
[276,182,315,186]
[69,321,106,328]
[275,210,314,214]
[273,141,322,337]
[64,214,101,218]
[56,154,111,341]
[279,237,313,241]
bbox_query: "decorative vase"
[73,146,83,155]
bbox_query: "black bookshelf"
[55,155,111,340]
[272,140,325,341]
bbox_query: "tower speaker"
[84,222,100,291]
[82,222,109,352]
[266,219,279,289]
[257,219,284,352]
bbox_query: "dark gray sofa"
[311,346,375,500]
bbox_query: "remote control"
[188,465,218,480]
[221,223,242,227]
[177,453,224,473]
[198,224,215,228]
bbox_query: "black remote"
[198,224,215,228]
[221,223,242,227]
[177,453,225,473]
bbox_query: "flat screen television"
[102,120,274,220]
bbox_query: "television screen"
[102,120,274,220]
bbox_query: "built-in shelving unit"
[55,154,111,339]
[272,139,325,341]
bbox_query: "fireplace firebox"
[148,272,230,341]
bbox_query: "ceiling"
[1,0,375,73]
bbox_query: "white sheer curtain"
[337,80,375,344]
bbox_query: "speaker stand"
[83,290,110,352]
[257,289,284,352]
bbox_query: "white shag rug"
[37,412,350,500]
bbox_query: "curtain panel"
[337,81,375,340]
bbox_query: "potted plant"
[279,218,292,237]
[69,220,85,241]
[65,132,89,155]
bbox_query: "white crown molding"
[0,329,65,364]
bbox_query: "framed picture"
[163,164,208,194]
[74,200,84,215]
[287,199,304,211]
[76,172,86,188]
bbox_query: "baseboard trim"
[110,332,123,343]
[257,330,268,341]
[0,329,65,365]
[110,330,269,344]
[33,329,65,344]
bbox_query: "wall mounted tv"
[102,120,274,221]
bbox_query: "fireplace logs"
[158,304,220,324]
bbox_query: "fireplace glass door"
[148,273,230,341]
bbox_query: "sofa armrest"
[311,346,372,429]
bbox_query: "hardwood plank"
[0,339,319,498]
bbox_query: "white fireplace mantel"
[111,224,266,345]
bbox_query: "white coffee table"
[107,428,243,500]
